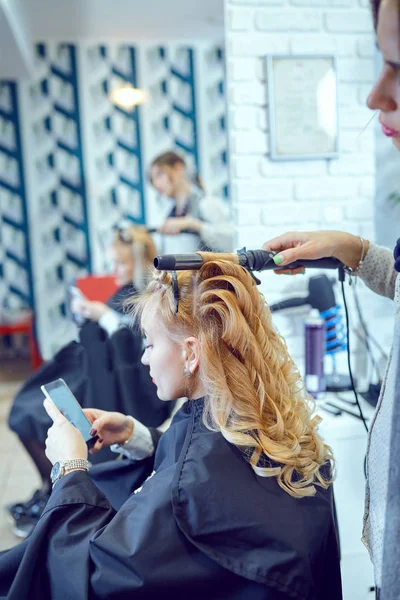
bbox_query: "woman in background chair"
[6,225,171,538]
[149,150,233,252]
[71,223,156,334]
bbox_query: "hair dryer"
[269,274,336,313]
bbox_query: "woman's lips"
[381,123,400,137]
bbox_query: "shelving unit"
[80,43,146,273]
[169,47,199,174]
[196,46,229,201]
[17,43,91,358]
[0,81,35,317]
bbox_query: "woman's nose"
[367,69,398,112]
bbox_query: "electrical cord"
[339,270,369,433]
[352,279,388,364]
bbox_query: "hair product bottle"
[305,308,326,399]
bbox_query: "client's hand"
[83,408,134,454]
[72,300,109,322]
[43,399,88,465]
[158,216,201,235]
[262,230,364,274]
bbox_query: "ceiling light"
[110,85,148,109]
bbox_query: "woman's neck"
[188,380,206,401]
[173,179,192,213]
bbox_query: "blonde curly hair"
[112,225,157,266]
[132,253,334,499]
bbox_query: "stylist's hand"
[44,398,88,465]
[262,230,364,274]
[72,300,109,322]
[158,216,201,235]
[83,408,134,454]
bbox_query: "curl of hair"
[131,255,334,499]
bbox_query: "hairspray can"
[305,309,326,399]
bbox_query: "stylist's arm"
[263,230,369,274]
[43,398,88,464]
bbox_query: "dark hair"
[370,0,379,28]
[149,150,205,192]
[370,0,400,31]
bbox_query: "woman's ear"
[183,336,201,375]
[172,162,185,181]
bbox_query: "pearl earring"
[183,367,194,378]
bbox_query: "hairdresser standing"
[262,2,400,596]
[149,151,233,252]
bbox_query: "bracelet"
[51,458,90,488]
[123,416,135,446]
[344,236,366,276]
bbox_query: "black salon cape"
[0,398,342,600]
[8,286,171,464]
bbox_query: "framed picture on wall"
[265,55,339,161]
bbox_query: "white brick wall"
[224,0,382,374]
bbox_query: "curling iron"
[154,247,343,283]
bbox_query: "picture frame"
[265,55,339,161]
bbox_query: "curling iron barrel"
[154,248,342,273]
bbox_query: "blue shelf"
[9,285,30,303]
[66,252,87,268]
[2,214,23,230]
[66,45,92,272]
[111,66,132,84]
[57,140,79,157]
[116,139,138,155]
[172,103,194,121]
[170,49,199,172]
[50,65,73,85]
[54,103,75,121]
[114,105,138,122]
[5,249,27,270]
[0,107,12,122]
[170,68,191,85]
[0,179,20,196]
[0,142,17,158]
[63,214,85,231]
[175,140,196,157]
[60,177,83,197]
[119,175,141,192]
[109,46,146,224]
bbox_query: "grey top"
[180,185,233,251]
[356,243,399,590]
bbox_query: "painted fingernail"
[90,429,97,437]
[273,255,284,265]
[98,438,104,443]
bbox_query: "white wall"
[223,0,391,372]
